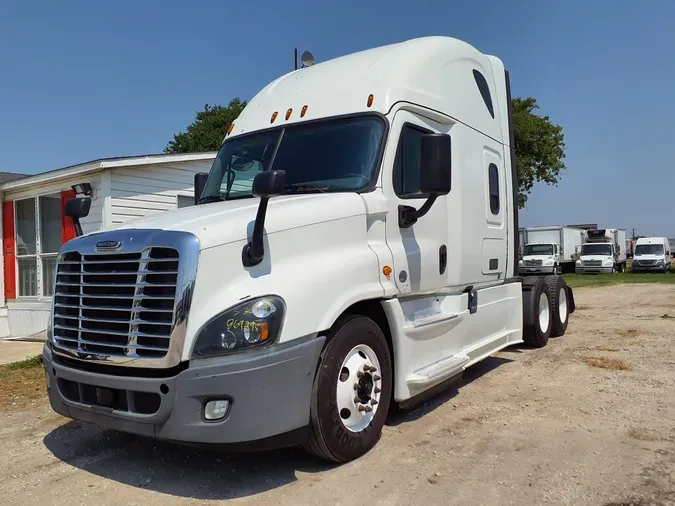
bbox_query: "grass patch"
[564,269,675,288]
[0,355,45,409]
[583,356,632,371]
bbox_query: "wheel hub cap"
[336,344,382,432]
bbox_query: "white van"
[632,237,672,273]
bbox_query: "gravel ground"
[1,283,674,506]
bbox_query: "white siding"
[4,173,104,236]
[108,160,213,226]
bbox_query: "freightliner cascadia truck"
[42,36,575,463]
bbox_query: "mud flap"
[567,285,576,314]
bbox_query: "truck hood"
[579,255,612,261]
[634,254,664,261]
[102,193,368,250]
[522,255,554,261]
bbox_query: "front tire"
[305,314,393,463]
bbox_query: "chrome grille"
[524,259,543,266]
[635,259,656,266]
[583,260,602,267]
[53,248,179,360]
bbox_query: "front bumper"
[632,263,668,273]
[520,265,555,274]
[575,266,613,274]
[43,336,325,447]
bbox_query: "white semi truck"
[575,228,627,274]
[42,36,575,463]
[518,226,584,275]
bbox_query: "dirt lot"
[1,283,675,506]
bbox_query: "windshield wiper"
[284,183,328,193]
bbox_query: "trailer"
[518,226,584,274]
[576,228,627,274]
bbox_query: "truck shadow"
[43,423,334,500]
[386,354,513,426]
[42,353,514,500]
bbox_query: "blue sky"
[1,0,673,236]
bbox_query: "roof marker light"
[227,123,235,135]
[271,111,278,123]
[285,108,293,120]
[301,105,308,117]
[367,94,374,107]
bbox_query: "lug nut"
[363,364,370,371]
[371,399,378,406]
[357,371,364,378]
[364,406,373,412]
[354,397,360,403]
[353,384,359,390]
[358,405,367,412]
[373,374,381,381]
[374,387,381,394]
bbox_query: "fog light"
[204,399,230,421]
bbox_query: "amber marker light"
[271,111,278,123]
[301,105,308,117]
[367,94,374,107]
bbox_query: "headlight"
[576,260,581,266]
[603,259,613,266]
[657,258,664,265]
[518,260,523,266]
[191,296,285,359]
[543,259,554,266]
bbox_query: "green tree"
[511,97,566,208]
[164,98,247,153]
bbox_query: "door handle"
[439,245,447,275]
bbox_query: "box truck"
[42,36,576,463]
[575,228,627,274]
[518,226,584,275]
[632,237,672,273]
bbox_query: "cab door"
[381,110,450,295]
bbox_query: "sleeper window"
[488,163,500,214]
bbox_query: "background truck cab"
[575,228,627,274]
[518,226,583,274]
[632,237,672,273]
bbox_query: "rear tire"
[545,275,569,337]
[522,277,552,348]
[304,314,393,463]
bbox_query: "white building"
[0,152,216,340]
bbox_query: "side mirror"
[64,197,92,237]
[252,169,286,198]
[242,170,287,267]
[194,172,209,205]
[419,133,452,195]
[399,133,451,228]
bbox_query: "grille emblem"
[95,240,122,252]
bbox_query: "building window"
[14,194,62,297]
[393,124,433,199]
[177,195,194,208]
[488,163,500,214]
[473,70,495,119]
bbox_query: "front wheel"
[305,314,393,463]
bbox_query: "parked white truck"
[42,36,575,463]
[518,226,584,275]
[575,228,627,274]
[631,237,672,273]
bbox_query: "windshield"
[524,244,553,256]
[201,115,385,201]
[635,244,664,256]
[581,244,612,256]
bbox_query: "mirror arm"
[73,219,83,237]
[242,198,270,267]
[398,195,438,228]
